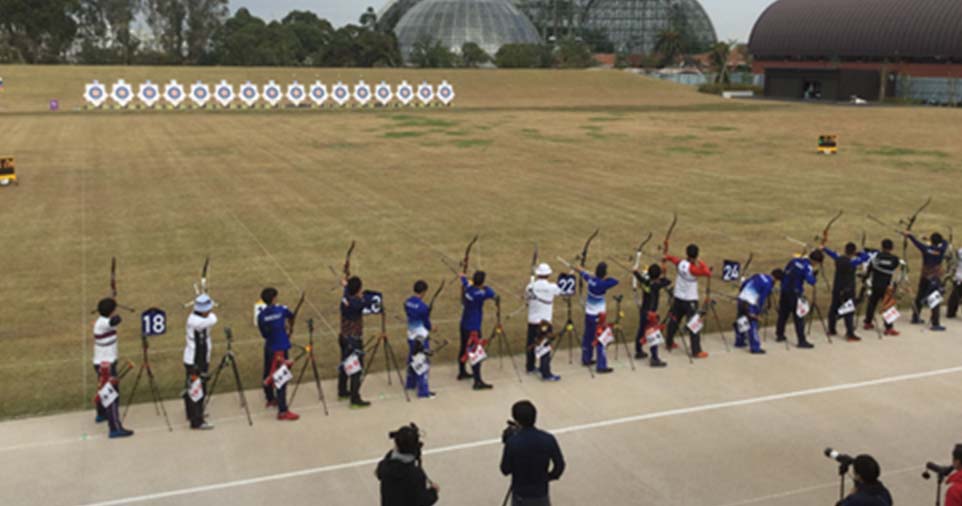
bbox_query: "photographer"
[838,455,892,506]
[500,400,565,506]
[376,424,439,506]
[944,444,962,506]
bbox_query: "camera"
[922,462,953,480]
[825,448,854,465]
[502,420,521,443]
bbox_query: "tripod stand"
[807,274,833,344]
[609,296,636,371]
[123,334,172,431]
[362,311,410,402]
[205,328,253,426]
[289,319,329,415]
[558,296,594,378]
[489,297,523,383]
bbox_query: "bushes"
[698,83,762,95]
[495,43,552,68]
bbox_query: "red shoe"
[669,343,680,350]
[266,400,278,408]
[884,328,900,336]
[863,322,875,330]
[277,411,300,421]
[695,351,709,359]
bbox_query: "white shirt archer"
[526,278,562,325]
[184,312,218,366]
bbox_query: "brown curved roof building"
[749,0,962,103]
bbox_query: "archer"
[734,269,784,354]
[92,298,135,438]
[664,244,712,359]
[570,261,619,374]
[821,242,873,342]
[903,230,949,331]
[630,263,671,368]
[458,269,497,390]
[775,250,823,349]
[404,280,438,399]
[257,288,301,421]
[524,263,563,381]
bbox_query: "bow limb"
[577,229,600,299]
[110,257,118,298]
[343,240,356,279]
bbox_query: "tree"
[145,0,187,61]
[76,0,142,64]
[281,10,334,65]
[709,40,733,85]
[495,43,551,68]
[359,6,377,30]
[654,29,684,67]
[460,42,489,68]
[145,0,227,63]
[409,36,458,68]
[318,24,400,67]
[0,0,79,63]
[555,37,593,68]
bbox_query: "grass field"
[1,65,960,419]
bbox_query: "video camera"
[922,462,953,481]
[825,448,854,467]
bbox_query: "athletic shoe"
[457,373,473,381]
[863,322,875,330]
[597,368,614,374]
[931,325,947,332]
[911,318,926,325]
[650,359,668,368]
[350,400,372,409]
[774,336,787,343]
[109,428,134,439]
[797,341,815,349]
[884,328,900,336]
[734,342,748,349]
[277,411,300,421]
[846,335,862,342]
[526,369,538,375]
[95,414,107,424]
[634,351,649,360]
[695,352,709,359]
[827,331,838,337]
[750,349,767,355]
[265,400,278,408]
[419,392,438,399]
[191,422,214,431]
[473,382,493,390]
[542,375,562,382]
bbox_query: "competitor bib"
[736,316,751,333]
[411,353,429,376]
[188,377,204,402]
[98,383,119,408]
[534,341,552,359]
[272,364,293,388]
[468,345,487,366]
[837,299,856,316]
[644,328,665,347]
[927,291,944,309]
[882,306,901,325]
[687,314,704,334]
[343,353,362,376]
[796,298,810,318]
[597,327,614,346]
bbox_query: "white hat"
[535,263,552,277]
[194,294,214,313]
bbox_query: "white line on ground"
[77,364,962,506]
[713,465,919,506]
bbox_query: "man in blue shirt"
[735,269,783,354]
[573,262,619,373]
[905,231,949,331]
[256,287,299,421]
[822,242,872,341]
[500,400,565,506]
[775,250,823,349]
[405,280,436,399]
[459,271,496,389]
[338,276,371,408]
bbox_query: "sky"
[230,0,776,42]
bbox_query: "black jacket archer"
[376,451,438,506]
[838,481,893,506]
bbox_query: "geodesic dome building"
[393,0,542,62]
[581,0,716,54]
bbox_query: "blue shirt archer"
[781,257,817,295]
[405,295,432,337]
[739,274,775,312]
[908,235,948,278]
[579,272,619,316]
[460,276,496,332]
[257,304,294,352]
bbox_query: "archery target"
[332,82,350,106]
[138,81,160,107]
[437,80,455,105]
[375,81,393,106]
[354,80,372,106]
[110,79,134,107]
[239,81,259,107]
[84,80,108,107]
[417,82,434,105]
[214,80,234,107]
[396,81,414,105]
[309,81,328,106]
[164,80,186,107]
[287,81,306,106]
[189,81,211,107]
[263,81,282,107]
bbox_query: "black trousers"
[183,364,208,428]
[458,326,471,377]
[863,287,894,330]
[828,289,856,336]
[526,324,539,372]
[337,335,364,403]
[93,362,121,431]
[776,291,808,344]
[262,346,275,402]
[665,299,701,355]
[948,280,962,318]
[912,277,942,326]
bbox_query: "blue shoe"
[95,414,107,424]
[109,428,134,439]
[931,325,947,332]
[542,375,561,382]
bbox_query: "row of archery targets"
[82,79,456,109]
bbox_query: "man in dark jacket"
[839,454,893,506]
[500,400,565,506]
[376,424,439,506]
